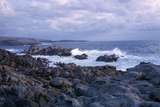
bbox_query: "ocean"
[1,40,160,71]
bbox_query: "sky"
[0,0,160,41]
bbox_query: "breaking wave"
[33,48,160,71]
[5,48,19,53]
[71,48,126,57]
[2,40,160,71]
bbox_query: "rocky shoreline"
[0,48,160,107]
[25,45,72,56]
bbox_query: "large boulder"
[96,54,119,62]
[74,54,88,60]
[128,62,160,85]
[25,45,72,56]
[75,84,89,96]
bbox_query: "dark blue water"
[49,40,160,56]
[1,40,160,55]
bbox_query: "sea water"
[1,40,160,71]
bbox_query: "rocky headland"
[25,45,72,56]
[96,54,119,62]
[0,36,41,46]
[0,48,159,107]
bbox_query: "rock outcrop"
[0,49,160,107]
[25,45,72,56]
[0,49,48,68]
[74,54,88,60]
[96,54,119,62]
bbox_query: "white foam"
[71,48,126,57]
[32,48,160,71]
[5,48,19,53]
[41,42,53,46]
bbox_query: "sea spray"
[71,48,126,57]
[33,48,133,71]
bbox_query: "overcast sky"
[0,0,160,41]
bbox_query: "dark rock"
[50,77,72,88]
[1,48,160,107]
[15,98,32,107]
[140,101,160,107]
[37,57,49,67]
[25,45,42,55]
[74,54,88,60]
[128,62,160,85]
[65,98,82,107]
[89,102,104,107]
[96,54,119,62]
[149,88,160,102]
[94,77,111,85]
[0,49,48,68]
[55,94,82,107]
[25,45,72,56]
[75,84,89,96]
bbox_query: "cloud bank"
[0,0,15,16]
[0,0,160,40]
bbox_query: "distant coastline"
[0,36,89,46]
[51,40,88,43]
[0,36,40,46]
[0,36,159,46]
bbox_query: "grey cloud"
[0,0,15,16]
[0,0,160,40]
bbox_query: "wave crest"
[6,49,18,53]
[71,48,126,57]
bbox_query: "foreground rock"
[0,49,117,107]
[74,54,88,60]
[0,49,160,107]
[25,45,72,56]
[53,62,160,107]
[96,54,119,62]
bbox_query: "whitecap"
[71,48,126,57]
[5,48,19,53]
[32,48,160,71]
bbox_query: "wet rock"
[65,98,82,107]
[37,57,49,67]
[128,62,160,85]
[75,84,89,96]
[25,45,42,55]
[89,102,104,107]
[50,77,72,88]
[26,45,72,56]
[149,88,160,102]
[96,54,119,62]
[140,101,160,107]
[15,98,32,107]
[0,49,48,68]
[1,48,160,107]
[94,77,111,85]
[55,94,82,107]
[74,54,88,60]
